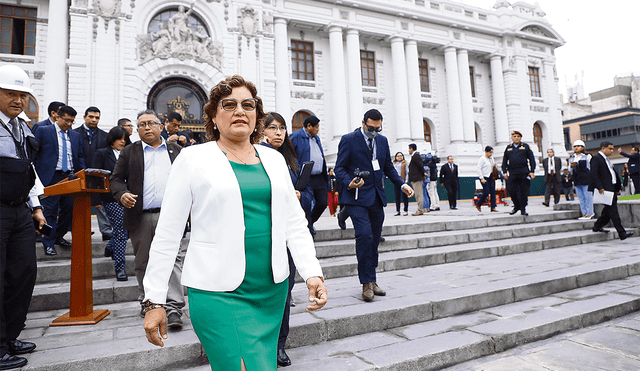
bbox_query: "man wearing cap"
[502,131,536,215]
[290,115,327,235]
[569,140,593,219]
[334,109,414,302]
[0,64,46,370]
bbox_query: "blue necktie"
[87,128,94,143]
[61,131,69,172]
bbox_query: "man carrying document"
[589,141,634,240]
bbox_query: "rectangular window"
[469,66,476,98]
[360,50,376,87]
[0,5,37,56]
[291,40,314,81]
[419,58,430,92]
[528,67,541,97]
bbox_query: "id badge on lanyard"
[372,159,380,171]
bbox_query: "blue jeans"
[575,185,593,216]
[422,178,430,210]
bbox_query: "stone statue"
[151,23,172,55]
[169,4,194,45]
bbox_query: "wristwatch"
[141,299,164,315]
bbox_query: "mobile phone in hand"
[34,219,53,237]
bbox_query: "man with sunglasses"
[34,105,86,256]
[290,115,328,236]
[110,110,186,326]
[335,109,414,302]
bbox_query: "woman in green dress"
[142,75,327,371]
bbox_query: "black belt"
[0,198,28,207]
[55,170,74,175]
[143,208,161,213]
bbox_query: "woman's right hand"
[143,308,168,347]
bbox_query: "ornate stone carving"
[421,102,438,109]
[262,12,273,33]
[92,0,125,40]
[363,97,384,105]
[238,6,259,37]
[290,91,324,100]
[521,25,553,38]
[493,0,510,9]
[137,5,223,69]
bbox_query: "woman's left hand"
[305,276,327,312]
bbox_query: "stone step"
[35,239,134,261]
[17,237,639,370]
[35,256,136,284]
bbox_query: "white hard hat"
[0,65,34,95]
[572,140,585,147]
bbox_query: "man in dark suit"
[335,109,414,302]
[34,105,86,255]
[408,143,426,215]
[542,148,562,206]
[618,145,640,194]
[110,109,186,327]
[589,141,633,240]
[290,115,328,235]
[74,106,111,240]
[30,101,64,133]
[439,155,459,209]
[160,112,189,147]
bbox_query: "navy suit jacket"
[30,117,54,134]
[335,129,404,207]
[34,124,86,186]
[290,128,327,180]
[74,126,108,167]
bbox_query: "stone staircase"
[21,206,640,370]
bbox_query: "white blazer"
[143,141,323,304]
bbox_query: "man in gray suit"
[110,109,186,328]
[542,148,562,206]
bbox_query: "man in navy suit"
[589,141,633,240]
[74,106,111,240]
[30,101,64,133]
[34,105,86,255]
[335,109,414,302]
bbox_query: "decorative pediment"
[520,25,555,39]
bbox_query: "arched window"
[423,119,432,143]
[25,95,38,123]
[148,7,209,39]
[292,110,310,132]
[533,122,543,153]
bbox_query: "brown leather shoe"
[412,211,423,216]
[362,283,374,302]
[475,204,481,212]
[371,282,386,296]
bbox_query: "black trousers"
[631,173,640,194]
[444,182,458,208]
[507,172,531,211]
[544,178,562,204]
[277,250,296,350]
[308,174,328,227]
[41,171,74,247]
[0,204,37,357]
[594,194,626,235]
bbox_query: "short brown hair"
[203,75,265,143]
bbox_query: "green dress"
[188,160,289,371]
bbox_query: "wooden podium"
[44,169,112,326]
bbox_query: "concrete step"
[35,256,136,284]
[35,239,134,261]
[17,237,640,371]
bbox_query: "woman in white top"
[475,146,498,212]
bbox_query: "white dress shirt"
[141,139,172,209]
[598,151,617,184]
[54,122,74,171]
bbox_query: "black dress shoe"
[167,312,183,329]
[620,231,634,241]
[521,210,528,216]
[8,340,36,355]
[337,209,347,230]
[55,237,71,248]
[0,353,27,370]
[115,269,128,281]
[44,245,57,256]
[592,227,609,233]
[542,202,549,207]
[102,234,112,241]
[104,247,113,258]
[277,348,291,367]
[509,208,519,215]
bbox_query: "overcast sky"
[458,0,640,100]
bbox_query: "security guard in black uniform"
[0,65,46,370]
[502,130,536,216]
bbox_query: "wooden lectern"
[44,169,112,326]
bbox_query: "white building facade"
[2,0,566,192]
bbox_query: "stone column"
[44,0,69,105]
[457,49,475,143]
[490,55,510,145]
[405,40,423,141]
[444,47,463,143]
[346,29,363,131]
[329,26,349,139]
[544,59,563,150]
[390,36,411,141]
[274,18,291,127]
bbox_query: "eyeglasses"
[265,124,287,132]
[137,121,160,129]
[121,124,133,128]
[61,117,75,125]
[364,123,383,133]
[220,98,258,112]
